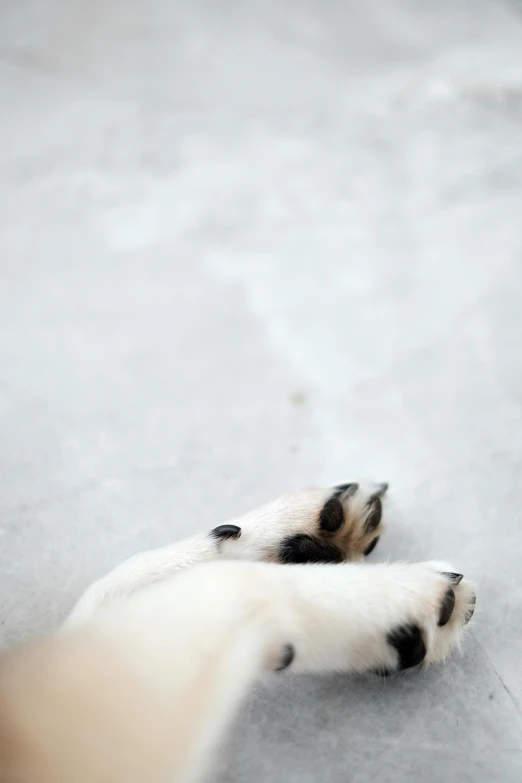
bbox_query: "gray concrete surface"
[1,0,522,780]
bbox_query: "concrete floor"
[1,0,522,780]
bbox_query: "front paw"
[373,564,476,675]
[277,481,389,564]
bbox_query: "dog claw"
[440,572,463,586]
[210,524,242,541]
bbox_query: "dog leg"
[1,560,475,783]
[67,481,389,626]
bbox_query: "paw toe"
[363,536,380,556]
[363,496,382,535]
[387,624,427,670]
[438,586,456,627]
[319,497,345,532]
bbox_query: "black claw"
[332,482,359,498]
[387,624,427,670]
[363,536,380,556]
[438,586,456,627]
[319,496,345,533]
[279,534,344,564]
[210,524,241,541]
[440,572,463,586]
[363,497,382,535]
[274,643,295,672]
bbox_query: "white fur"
[66,483,386,626]
[0,485,476,783]
[0,560,475,783]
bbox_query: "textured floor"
[1,1,522,780]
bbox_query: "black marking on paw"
[363,536,380,556]
[387,624,426,670]
[439,572,463,586]
[275,644,295,672]
[332,483,359,498]
[438,586,456,627]
[464,593,476,625]
[279,534,344,564]
[210,524,241,541]
[319,497,345,533]
[363,497,382,535]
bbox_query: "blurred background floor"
[1,1,522,780]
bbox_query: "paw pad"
[319,497,345,533]
[438,586,456,627]
[279,534,344,564]
[387,624,427,670]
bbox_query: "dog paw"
[218,482,389,565]
[277,482,388,564]
[372,562,476,674]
